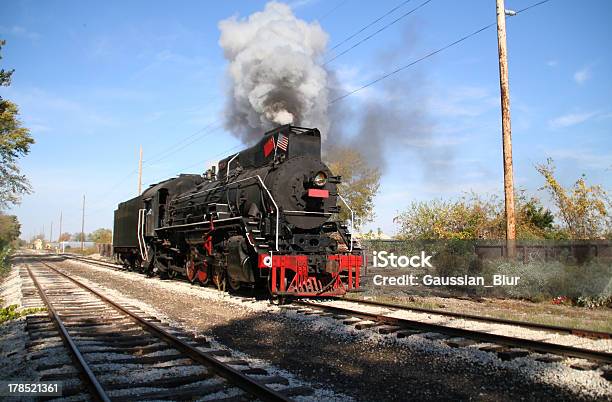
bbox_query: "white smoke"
[218,2,330,143]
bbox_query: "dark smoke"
[326,23,448,178]
[219,3,451,179]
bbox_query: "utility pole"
[58,211,62,242]
[81,195,86,251]
[50,221,53,244]
[496,0,516,258]
[137,145,143,195]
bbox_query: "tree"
[31,234,44,241]
[0,40,14,87]
[58,232,71,242]
[324,145,381,230]
[395,193,503,240]
[394,191,558,240]
[522,199,554,230]
[71,232,84,242]
[89,228,112,243]
[0,212,20,248]
[0,40,35,209]
[536,158,610,239]
[516,193,557,239]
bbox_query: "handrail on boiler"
[136,209,149,262]
[226,153,239,179]
[254,175,279,252]
[136,209,144,260]
[337,194,354,252]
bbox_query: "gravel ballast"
[3,258,352,401]
[37,256,610,401]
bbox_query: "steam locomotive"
[112,125,362,297]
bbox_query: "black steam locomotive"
[113,125,362,297]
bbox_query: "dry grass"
[65,247,98,256]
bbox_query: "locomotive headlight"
[313,171,327,187]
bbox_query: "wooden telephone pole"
[137,146,143,195]
[81,195,86,251]
[58,211,62,242]
[496,0,516,258]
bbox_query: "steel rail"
[295,300,612,363]
[26,265,111,402]
[37,259,291,402]
[63,255,122,269]
[342,297,612,340]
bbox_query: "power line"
[143,123,224,167]
[86,141,244,217]
[324,0,433,66]
[142,121,219,166]
[141,143,243,189]
[86,120,225,214]
[328,0,415,52]
[317,0,351,21]
[179,143,243,172]
[330,23,494,103]
[329,0,552,104]
[80,113,229,218]
[515,0,550,14]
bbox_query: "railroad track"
[342,296,611,339]
[65,254,611,340]
[290,299,612,366]
[62,254,123,270]
[25,259,309,401]
[61,254,612,368]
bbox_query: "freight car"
[113,125,362,297]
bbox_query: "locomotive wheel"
[129,257,142,272]
[185,260,197,283]
[154,256,170,279]
[197,267,209,286]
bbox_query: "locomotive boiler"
[113,125,362,297]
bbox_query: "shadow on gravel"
[0,317,35,381]
[206,311,598,402]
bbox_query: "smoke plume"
[218,3,447,180]
[219,2,330,143]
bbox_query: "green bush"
[0,246,11,276]
[576,295,612,308]
[481,258,612,304]
[0,304,46,324]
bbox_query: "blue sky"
[1,0,610,239]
